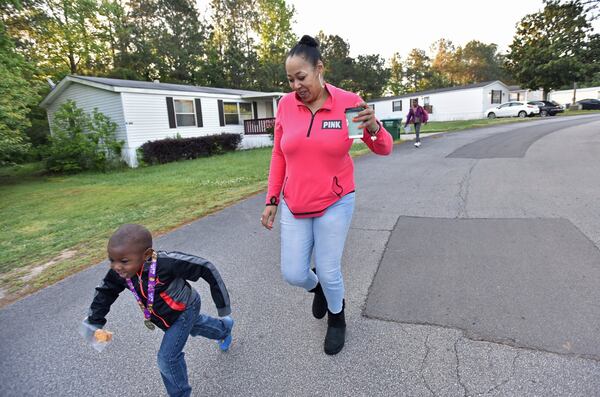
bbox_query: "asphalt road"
[1,114,599,396]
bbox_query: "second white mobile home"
[369,81,511,122]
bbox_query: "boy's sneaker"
[414,141,421,147]
[218,316,234,352]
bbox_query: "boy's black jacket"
[87,251,231,331]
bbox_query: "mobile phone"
[344,107,364,139]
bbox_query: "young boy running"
[83,224,233,397]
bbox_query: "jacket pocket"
[282,176,289,198]
[331,176,344,197]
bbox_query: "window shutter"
[166,97,176,128]
[194,98,203,127]
[252,101,258,119]
[218,100,225,126]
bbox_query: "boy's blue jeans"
[157,294,230,397]
[280,192,355,314]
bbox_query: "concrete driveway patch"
[365,216,600,359]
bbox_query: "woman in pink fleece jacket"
[260,35,393,355]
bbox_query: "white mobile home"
[508,85,544,102]
[548,86,600,106]
[509,85,600,106]
[40,76,283,166]
[369,81,511,122]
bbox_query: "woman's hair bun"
[288,35,322,65]
[299,35,319,48]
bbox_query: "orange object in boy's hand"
[94,329,113,342]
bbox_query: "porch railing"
[244,117,276,135]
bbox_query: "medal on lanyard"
[126,251,158,331]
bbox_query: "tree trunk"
[69,52,77,74]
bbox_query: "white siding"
[415,89,484,121]
[121,92,252,165]
[235,100,275,150]
[122,92,247,147]
[528,90,544,101]
[121,93,281,165]
[203,97,247,135]
[510,90,527,101]
[372,83,510,122]
[509,87,600,104]
[46,84,127,144]
[510,90,545,102]
[240,135,272,149]
[122,93,281,148]
[255,100,274,118]
[480,82,510,117]
[371,98,405,121]
[549,86,600,106]
[45,81,282,166]
[429,88,484,120]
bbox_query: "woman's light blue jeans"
[280,192,355,314]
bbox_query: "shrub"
[140,133,242,165]
[44,100,124,173]
[0,126,31,165]
[266,125,275,142]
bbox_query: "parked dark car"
[575,98,600,110]
[528,100,564,117]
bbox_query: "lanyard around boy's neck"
[125,250,158,331]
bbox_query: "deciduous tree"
[387,52,406,95]
[348,54,389,100]
[254,0,296,91]
[315,31,353,90]
[507,1,590,98]
[0,14,39,163]
[404,48,431,91]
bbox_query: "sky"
[287,0,599,59]
[196,0,599,60]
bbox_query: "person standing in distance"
[404,99,428,147]
[260,35,393,355]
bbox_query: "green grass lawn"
[0,143,376,301]
[0,148,273,296]
[556,109,600,117]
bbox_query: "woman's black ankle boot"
[309,281,327,319]
[324,300,346,355]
